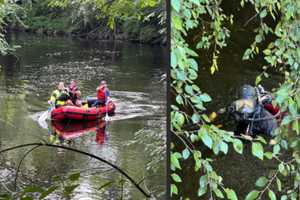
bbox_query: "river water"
[0,33,166,199]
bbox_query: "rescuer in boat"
[94,80,111,107]
[228,84,279,137]
[68,80,82,106]
[48,82,71,107]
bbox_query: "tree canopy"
[0,0,166,56]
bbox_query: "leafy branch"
[0,142,151,198]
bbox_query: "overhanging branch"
[0,142,151,198]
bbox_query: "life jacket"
[97,88,109,102]
[69,84,79,101]
[69,85,78,95]
[50,89,68,106]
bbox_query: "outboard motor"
[229,85,277,136]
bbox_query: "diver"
[228,84,278,137]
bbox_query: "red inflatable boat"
[51,101,116,121]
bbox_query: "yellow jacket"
[49,89,67,106]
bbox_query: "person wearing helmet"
[48,82,70,107]
[229,84,277,136]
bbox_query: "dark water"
[0,33,166,199]
[174,2,285,199]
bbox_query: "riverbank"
[7,4,166,46]
[9,22,166,46]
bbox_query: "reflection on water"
[50,120,108,144]
[0,32,166,199]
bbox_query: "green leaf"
[176,95,184,105]
[171,173,182,183]
[242,49,252,60]
[188,68,198,80]
[68,172,80,182]
[190,0,200,6]
[252,142,264,160]
[268,189,276,200]
[281,116,292,125]
[199,175,207,188]
[256,136,267,144]
[171,51,177,68]
[172,15,183,30]
[202,114,211,123]
[245,190,259,200]
[40,186,58,199]
[263,49,271,55]
[182,148,190,160]
[197,186,207,197]
[185,85,194,95]
[213,188,224,198]
[255,35,262,43]
[255,75,262,85]
[220,141,228,154]
[171,184,178,195]
[190,133,199,143]
[171,0,181,12]
[171,153,181,170]
[191,113,200,123]
[233,139,243,154]
[273,144,280,155]
[175,112,185,126]
[199,128,213,149]
[0,194,11,200]
[225,188,238,200]
[23,186,44,193]
[280,195,287,200]
[199,93,212,102]
[260,9,267,18]
[264,152,273,159]
[292,120,299,135]
[189,59,198,71]
[278,163,287,176]
[255,176,268,187]
[98,181,114,191]
[63,184,79,197]
[276,177,282,192]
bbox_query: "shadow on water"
[0,32,166,199]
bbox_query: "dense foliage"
[18,0,166,44]
[171,0,300,199]
[0,0,166,56]
[0,0,23,55]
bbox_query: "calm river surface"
[0,33,166,199]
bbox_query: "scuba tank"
[229,84,277,136]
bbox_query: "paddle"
[105,90,109,121]
[38,101,55,129]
